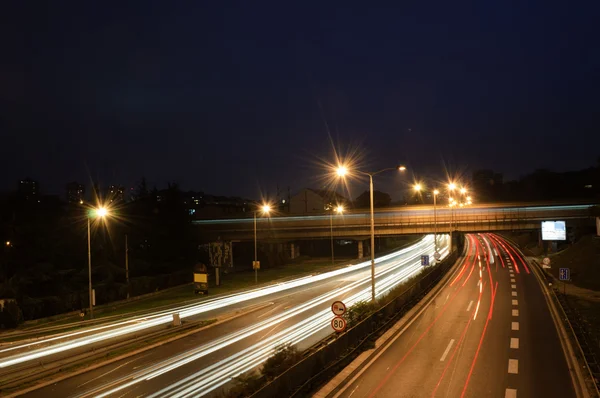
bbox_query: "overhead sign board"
[541,221,566,241]
[421,255,430,266]
[331,301,346,316]
[331,316,347,333]
[559,268,570,281]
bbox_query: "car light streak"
[0,236,440,370]
[74,236,449,398]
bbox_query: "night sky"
[2,2,599,201]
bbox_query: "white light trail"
[0,237,437,369]
[73,235,449,398]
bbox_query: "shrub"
[344,300,376,328]
[224,371,264,397]
[261,343,302,380]
[0,299,24,329]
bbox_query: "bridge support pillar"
[358,240,363,259]
[290,243,300,259]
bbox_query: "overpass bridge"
[194,202,598,241]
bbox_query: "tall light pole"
[337,165,406,302]
[433,189,439,251]
[88,206,108,319]
[253,204,271,284]
[329,205,344,265]
[447,182,456,253]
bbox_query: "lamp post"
[253,204,271,284]
[337,165,406,302]
[329,205,344,265]
[433,189,439,251]
[88,206,108,319]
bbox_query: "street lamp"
[329,205,344,265]
[88,206,109,319]
[336,164,407,302]
[433,189,440,251]
[253,204,271,284]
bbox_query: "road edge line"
[4,301,273,398]
[318,241,469,398]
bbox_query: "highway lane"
[333,233,575,398]
[0,236,436,374]
[22,235,448,398]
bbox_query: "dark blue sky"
[1,2,599,200]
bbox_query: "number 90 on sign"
[331,316,347,333]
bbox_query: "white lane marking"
[511,278,516,283]
[512,309,519,316]
[509,273,514,277]
[512,299,518,306]
[466,300,474,312]
[349,384,359,397]
[505,388,517,398]
[78,357,141,387]
[508,266,513,269]
[512,291,517,297]
[508,358,519,374]
[511,284,517,289]
[440,339,455,361]
[510,338,519,349]
[445,294,450,304]
[512,321,520,331]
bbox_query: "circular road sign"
[434,251,441,261]
[331,316,347,333]
[331,301,347,316]
[542,257,551,266]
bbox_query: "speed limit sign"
[331,316,347,333]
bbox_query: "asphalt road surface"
[20,235,448,398]
[333,233,575,398]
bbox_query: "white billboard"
[541,221,566,241]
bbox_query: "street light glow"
[466,196,472,201]
[433,189,440,195]
[413,183,422,192]
[95,207,108,218]
[460,187,467,194]
[398,165,407,172]
[261,204,271,214]
[5,241,10,247]
[335,205,344,213]
[448,182,456,191]
[336,165,348,177]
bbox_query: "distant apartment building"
[18,178,39,202]
[107,185,125,203]
[289,188,347,214]
[66,182,85,204]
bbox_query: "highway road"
[331,233,575,398]
[14,235,448,397]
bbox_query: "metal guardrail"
[555,293,600,394]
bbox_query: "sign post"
[559,268,570,295]
[421,255,430,267]
[331,300,347,333]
